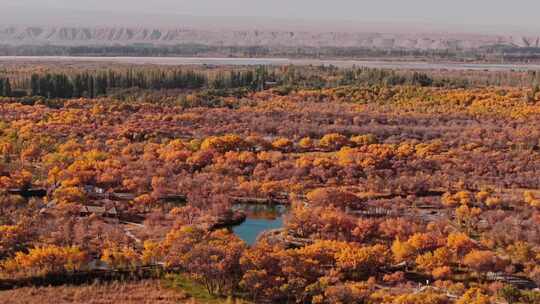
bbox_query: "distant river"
[2,56,540,71]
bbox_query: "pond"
[231,204,288,245]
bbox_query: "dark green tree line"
[27,68,273,98]
[0,78,12,97]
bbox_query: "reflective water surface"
[231,204,288,245]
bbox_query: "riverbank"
[3,56,540,71]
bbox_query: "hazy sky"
[4,0,540,31]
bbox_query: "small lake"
[231,204,288,245]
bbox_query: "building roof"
[80,205,118,216]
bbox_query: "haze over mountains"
[2,4,540,52]
[2,25,540,51]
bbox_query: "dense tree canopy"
[1,63,540,303]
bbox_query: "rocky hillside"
[1,25,538,50]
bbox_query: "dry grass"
[0,280,192,304]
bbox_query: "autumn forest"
[1,62,540,303]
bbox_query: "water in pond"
[231,204,288,245]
